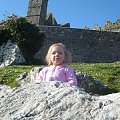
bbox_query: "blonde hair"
[45,43,71,66]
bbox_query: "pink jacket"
[36,65,77,86]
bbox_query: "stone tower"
[27,0,48,25]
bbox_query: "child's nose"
[55,53,59,56]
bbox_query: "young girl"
[36,43,77,86]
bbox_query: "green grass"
[71,61,120,92]
[0,62,120,92]
[0,65,34,88]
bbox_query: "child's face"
[50,46,65,66]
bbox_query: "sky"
[0,0,120,29]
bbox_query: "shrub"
[4,17,43,46]
[0,16,44,64]
[0,28,10,46]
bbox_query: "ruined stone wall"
[27,0,48,25]
[35,26,120,63]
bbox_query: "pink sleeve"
[35,67,47,83]
[65,66,77,86]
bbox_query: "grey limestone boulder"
[16,67,114,95]
[0,40,25,67]
[0,82,120,120]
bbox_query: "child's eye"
[52,52,56,54]
[59,52,63,54]
[51,51,63,55]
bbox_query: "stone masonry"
[26,0,70,27]
[27,0,48,25]
[26,0,120,63]
[34,26,120,63]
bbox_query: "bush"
[0,28,10,46]
[3,17,44,47]
[0,16,44,64]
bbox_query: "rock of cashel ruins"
[0,0,120,66]
[26,0,120,63]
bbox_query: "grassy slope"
[0,62,120,92]
[71,62,120,92]
[0,65,34,87]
